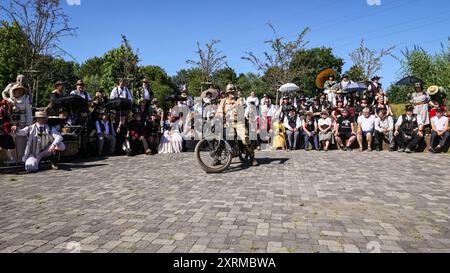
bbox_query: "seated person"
[95,112,116,156]
[429,108,449,153]
[125,111,151,156]
[335,108,356,151]
[302,112,319,151]
[159,114,183,154]
[11,111,65,172]
[283,107,302,151]
[144,112,161,155]
[357,108,376,152]
[395,105,424,153]
[318,111,333,151]
[374,109,395,151]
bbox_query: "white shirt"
[431,116,449,131]
[247,96,260,107]
[318,118,332,129]
[396,114,424,127]
[143,87,151,100]
[358,115,376,132]
[375,116,394,132]
[283,115,302,131]
[110,86,133,101]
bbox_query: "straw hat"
[34,111,48,119]
[11,83,28,96]
[427,85,440,96]
[225,84,236,94]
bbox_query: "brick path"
[1,150,449,253]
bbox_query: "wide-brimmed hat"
[11,83,28,96]
[151,98,159,104]
[54,81,64,88]
[34,111,48,119]
[225,84,236,94]
[427,85,440,96]
[76,80,85,86]
[142,78,149,83]
[371,76,381,81]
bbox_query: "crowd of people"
[0,73,449,173]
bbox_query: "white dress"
[8,95,33,162]
[158,120,183,154]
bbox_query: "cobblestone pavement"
[1,150,450,253]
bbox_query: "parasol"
[278,83,300,93]
[395,76,424,86]
[316,69,337,89]
[51,95,89,112]
[343,82,367,94]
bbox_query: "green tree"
[101,35,140,96]
[139,65,177,105]
[290,47,344,96]
[172,68,204,97]
[79,57,105,79]
[237,73,268,97]
[345,65,365,83]
[0,21,26,89]
[212,67,237,91]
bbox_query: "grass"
[390,104,406,117]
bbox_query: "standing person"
[324,74,337,105]
[95,112,116,156]
[7,83,33,163]
[2,75,30,101]
[395,105,424,153]
[280,96,292,121]
[357,108,376,152]
[283,107,302,151]
[70,80,92,102]
[429,108,449,153]
[367,76,382,106]
[339,74,352,92]
[0,100,15,162]
[46,81,66,117]
[302,112,319,151]
[138,78,153,118]
[335,108,357,151]
[374,109,395,151]
[110,79,133,101]
[179,85,194,110]
[246,91,260,109]
[11,111,65,173]
[318,111,333,151]
[409,82,430,127]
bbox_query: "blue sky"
[59,0,449,87]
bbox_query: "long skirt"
[158,131,183,154]
[319,131,332,142]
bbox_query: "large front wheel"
[195,139,232,173]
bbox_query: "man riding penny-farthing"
[195,84,259,173]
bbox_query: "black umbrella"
[52,95,89,112]
[104,98,133,111]
[395,76,424,86]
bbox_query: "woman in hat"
[7,83,33,163]
[324,74,337,105]
[367,76,383,105]
[427,85,447,119]
[158,112,183,154]
[11,111,65,172]
[70,80,92,102]
[318,111,333,151]
[409,82,430,127]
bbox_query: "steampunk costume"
[395,106,424,152]
[427,85,447,119]
[144,113,161,154]
[409,83,430,126]
[216,84,258,166]
[0,101,15,161]
[95,114,116,156]
[7,84,33,163]
[125,112,151,156]
[15,112,65,173]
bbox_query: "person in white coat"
[12,111,65,173]
[7,83,33,163]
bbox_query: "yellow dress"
[272,121,286,149]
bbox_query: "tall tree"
[290,47,344,95]
[212,67,237,91]
[0,21,27,89]
[345,65,365,83]
[186,40,227,83]
[242,23,310,91]
[349,39,395,82]
[101,35,140,95]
